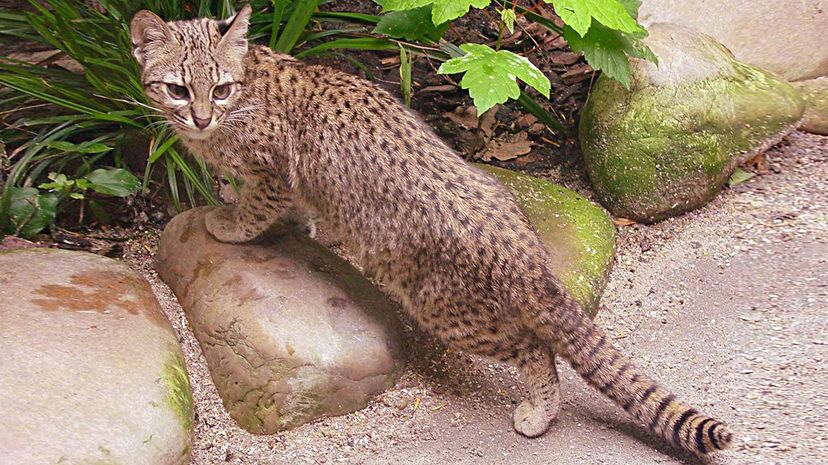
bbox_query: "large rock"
[479,165,615,315]
[156,208,404,434]
[639,0,828,81]
[580,23,804,223]
[0,249,193,465]
[793,77,828,135]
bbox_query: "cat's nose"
[192,116,212,130]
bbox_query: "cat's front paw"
[205,206,248,243]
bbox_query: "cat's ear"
[130,10,174,67]
[217,4,252,56]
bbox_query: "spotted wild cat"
[131,5,733,454]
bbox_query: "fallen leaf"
[613,217,637,227]
[444,105,479,130]
[516,113,538,127]
[744,152,769,174]
[514,152,543,167]
[479,107,497,137]
[549,51,581,65]
[419,84,457,93]
[728,168,755,187]
[561,63,594,84]
[477,132,532,162]
[443,105,497,137]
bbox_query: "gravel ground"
[121,131,827,465]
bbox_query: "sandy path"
[124,131,827,465]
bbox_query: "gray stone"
[639,0,828,81]
[580,23,804,223]
[0,248,193,465]
[793,77,828,135]
[477,165,615,315]
[156,207,404,434]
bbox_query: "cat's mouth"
[175,115,225,140]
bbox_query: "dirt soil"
[110,131,827,465]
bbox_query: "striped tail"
[530,298,733,454]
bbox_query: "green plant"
[0,0,368,237]
[375,0,655,111]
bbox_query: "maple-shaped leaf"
[376,0,491,25]
[438,44,550,114]
[546,0,642,37]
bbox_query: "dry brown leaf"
[612,217,637,227]
[419,84,457,93]
[744,152,769,174]
[443,106,478,130]
[516,113,538,128]
[514,152,543,167]
[443,105,497,137]
[479,107,497,138]
[478,132,532,162]
[549,51,581,65]
[562,63,594,84]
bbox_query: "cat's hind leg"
[502,340,561,437]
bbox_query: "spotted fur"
[131,5,733,454]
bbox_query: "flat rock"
[639,0,828,81]
[0,248,193,465]
[793,77,828,135]
[156,208,404,434]
[478,165,616,315]
[580,23,804,223]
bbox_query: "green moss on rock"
[162,349,194,434]
[478,165,616,315]
[579,23,804,223]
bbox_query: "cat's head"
[130,4,252,140]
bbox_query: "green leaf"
[563,22,655,88]
[376,0,491,25]
[501,8,516,34]
[728,168,755,186]
[438,43,550,114]
[294,38,399,59]
[85,168,141,197]
[399,46,413,107]
[374,5,448,42]
[4,187,58,238]
[618,0,641,18]
[275,0,323,53]
[547,0,643,37]
[88,199,111,224]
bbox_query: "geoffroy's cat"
[131,5,732,454]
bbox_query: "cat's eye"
[166,83,189,100]
[212,84,232,100]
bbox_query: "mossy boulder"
[580,23,804,223]
[793,77,828,135]
[478,165,616,315]
[0,248,193,465]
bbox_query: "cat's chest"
[183,136,249,173]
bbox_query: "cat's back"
[241,45,539,264]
